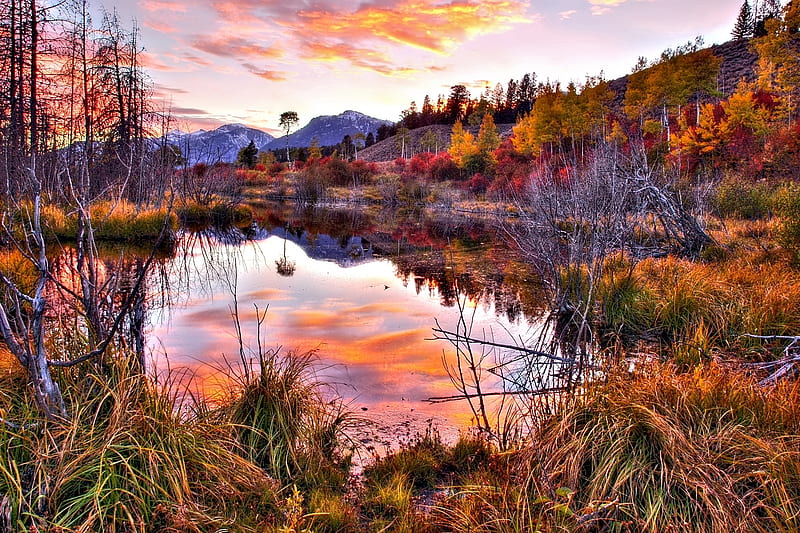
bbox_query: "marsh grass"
[597,248,800,359]
[42,200,177,243]
[430,363,800,533]
[359,432,493,532]
[217,349,353,492]
[176,200,253,228]
[0,359,278,531]
[0,343,358,531]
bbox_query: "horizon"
[109,0,759,134]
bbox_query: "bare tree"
[0,1,176,421]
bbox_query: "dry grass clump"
[0,360,277,532]
[598,249,800,362]
[431,363,800,532]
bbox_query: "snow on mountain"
[165,124,275,166]
[262,110,392,152]
[162,111,391,165]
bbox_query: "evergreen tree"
[236,140,258,168]
[733,1,755,40]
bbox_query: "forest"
[1,0,800,531]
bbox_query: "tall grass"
[42,200,177,243]
[432,363,800,532]
[0,358,277,531]
[217,349,353,492]
[597,251,800,361]
[0,343,357,531]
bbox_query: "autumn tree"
[463,113,501,175]
[448,120,477,169]
[754,0,800,124]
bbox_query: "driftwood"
[743,335,800,385]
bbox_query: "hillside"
[362,39,759,163]
[358,123,515,162]
[607,39,758,108]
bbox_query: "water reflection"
[150,204,545,431]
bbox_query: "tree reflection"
[275,229,296,277]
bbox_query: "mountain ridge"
[166,110,391,165]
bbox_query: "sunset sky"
[113,0,746,134]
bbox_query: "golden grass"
[431,363,800,532]
[42,200,177,243]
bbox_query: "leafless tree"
[0,1,176,421]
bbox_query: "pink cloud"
[241,63,290,81]
[192,35,284,60]
[144,19,178,34]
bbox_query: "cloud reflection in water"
[150,233,530,429]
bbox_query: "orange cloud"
[141,0,188,12]
[589,0,629,15]
[294,0,533,54]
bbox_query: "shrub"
[428,152,460,181]
[773,183,800,260]
[713,178,773,219]
[409,152,435,176]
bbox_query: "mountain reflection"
[147,203,543,428]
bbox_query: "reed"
[42,200,177,243]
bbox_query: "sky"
[111,0,748,134]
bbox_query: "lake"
[148,203,544,445]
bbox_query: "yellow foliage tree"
[754,1,800,123]
[722,90,771,137]
[477,113,501,153]
[512,113,539,156]
[448,121,478,168]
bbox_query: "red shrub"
[428,152,459,181]
[409,152,435,176]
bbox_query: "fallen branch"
[742,334,800,385]
[430,326,572,364]
[426,386,567,404]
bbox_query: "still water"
[149,206,540,437]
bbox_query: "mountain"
[263,110,393,152]
[166,123,275,166]
[165,111,392,165]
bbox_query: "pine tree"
[733,0,755,40]
[236,140,258,168]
